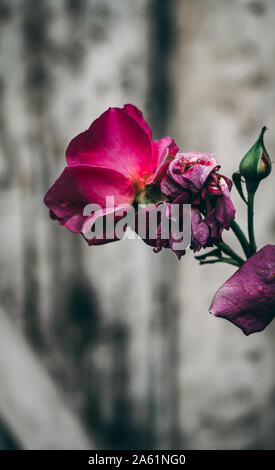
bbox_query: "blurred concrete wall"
[0,0,275,450]
[171,0,275,449]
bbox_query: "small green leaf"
[232,171,247,205]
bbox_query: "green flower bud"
[239,127,271,192]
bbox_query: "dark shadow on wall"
[84,323,156,450]
[148,0,175,138]
[0,418,21,450]
[148,0,182,450]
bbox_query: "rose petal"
[160,176,182,199]
[152,137,179,179]
[123,104,152,139]
[204,210,222,242]
[215,177,236,229]
[191,208,209,252]
[168,152,218,194]
[82,205,131,246]
[44,165,135,233]
[66,107,154,181]
[210,244,275,335]
[133,203,187,260]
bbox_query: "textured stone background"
[0,0,275,449]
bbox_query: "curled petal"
[168,152,218,194]
[210,245,275,335]
[151,137,179,183]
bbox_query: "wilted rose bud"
[239,127,271,191]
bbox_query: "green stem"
[216,241,245,266]
[230,220,251,259]
[247,191,257,254]
[195,248,222,260]
[199,258,240,267]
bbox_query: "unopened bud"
[239,127,271,192]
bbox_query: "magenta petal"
[168,153,218,194]
[204,210,222,242]
[154,136,178,170]
[66,107,154,180]
[215,177,236,229]
[210,245,275,335]
[123,104,152,140]
[151,137,179,182]
[215,195,236,229]
[221,174,233,191]
[44,165,135,233]
[160,176,181,199]
[82,205,131,246]
[191,208,209,252]
[134,204,186,260]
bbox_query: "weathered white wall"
[0,0,275,450]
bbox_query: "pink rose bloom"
[210,245,275,335]
[44,104,178,245]
[160,152,236,252]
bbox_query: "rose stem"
[247,191,257,255]
[215,241,245,265]
[230,220,251,259]
[199,258,241,267]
